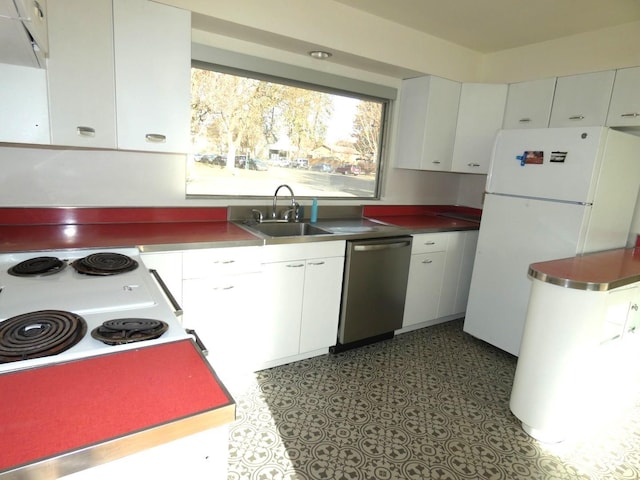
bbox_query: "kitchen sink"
[243,221,333,237]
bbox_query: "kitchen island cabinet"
[511,248,640,442]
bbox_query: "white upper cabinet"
[549,70,615,127]
[47,0,117,148]
[394,75,461,171]
[13,0,48,64]
[503,78,556,129]
[606,66,640,128]
[113,0,191,153]
[45,0,190,152]
[451,83,507,174]
[0,63,50,143]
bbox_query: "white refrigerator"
[463,127,640,356]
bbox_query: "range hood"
[0,0,48,68]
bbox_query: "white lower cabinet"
[403,230,478,329]
[261,241,345,363]
[181,247,263,379]
[181,242,345,377]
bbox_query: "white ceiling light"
[309,50,332,59]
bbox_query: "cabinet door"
[402,251,446,327]
[395,75,460,171]
[503,78,556,129]
[113,0,190,153]
[549,70,615,127]
[606,67,640,127]
[451,83,507,174]
[453,230,479,314]
[300,257,344,352]
[0,63,49,144]
[47,0,117,148]
[261,261,305,361]
[182,272,263,377]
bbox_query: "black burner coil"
[72,252,138,276]
[0,310,87,363]
[8,256,66,277]
[91,318,168,345]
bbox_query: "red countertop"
[0,205,481,253]
[0,339,235,476]
[529,248,640,291]
[364,204,481,231]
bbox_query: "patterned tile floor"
[226,320,640,479]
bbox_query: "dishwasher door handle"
[353,240,412,252]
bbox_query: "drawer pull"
[287,263,305,268]
[77,126,95,137]
[467,163,480,167]
[421,259,433,264]
[145,133,167,143]
[518,118,531,123]
[424,241,436,245]
[308,261,325,266]
[221,260,236,264]
[621,113,640,118]
[568,115,585,121]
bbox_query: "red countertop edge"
[528,248,640,291]
[0,207,228,225]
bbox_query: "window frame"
[187,46,397,201]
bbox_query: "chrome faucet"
[272,184,298,221]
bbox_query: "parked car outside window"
[335,164,361,175]
[310,163,333,173]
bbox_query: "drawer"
[411,233,450,254]
[262,240,346,263]
[183,246,262,279]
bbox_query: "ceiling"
[333,0,640,53]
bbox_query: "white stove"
[0,247,190,374]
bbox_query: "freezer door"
[463,194,591,356]
[487,127,606,203]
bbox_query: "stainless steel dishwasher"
[333,236,413,352]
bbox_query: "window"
[187,64,389,199]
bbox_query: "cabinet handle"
[421,259,433,264]
[467,163,481,167]
[145,133,167,143]
[221,260,236,264]
[213,285,234,291]
[424,241,436,245]
[432,160,441,164]
[308,261,325,265]
[568,115,585,121]
[77,126,95,137]
[518,118,531,123]
[621,113,640,118]
[287,263,305,268]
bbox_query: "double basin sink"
[237,221,333,238]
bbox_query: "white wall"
[2,2,639,210]
[480,21,640,83]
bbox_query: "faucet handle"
[251,209,264,223]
